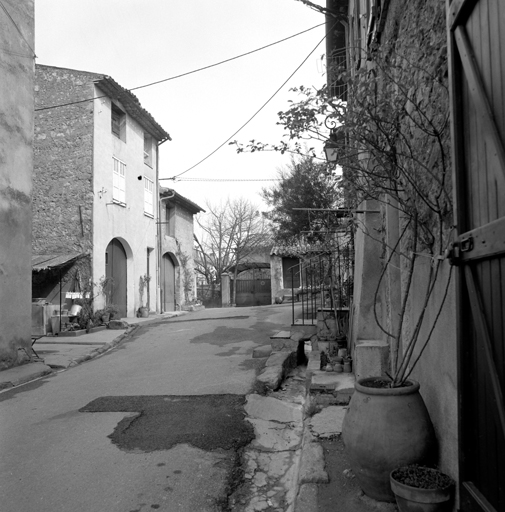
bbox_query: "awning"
[32,253,84,271]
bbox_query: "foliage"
[139,274,151,308]
[232,36,453,386]
[261,154,344,244]
[391,465,454,490]
[194,197,272,303]
[176,244,194,303]
[98,276,115,306]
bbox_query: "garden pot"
[138,307,149,318]
[342,377,436,502]
[101,313,110,323]
[390,466,454,512]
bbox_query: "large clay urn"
[342,377,436,502]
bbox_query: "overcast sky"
[34,0,327,212]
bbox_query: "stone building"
[325,0,505,509]
[0,0,34,369]
[159,188,204,311]
[33,64,170,317]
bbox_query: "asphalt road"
[0,304,295,512]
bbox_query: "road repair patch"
[79,394,254,453]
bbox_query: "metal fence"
[290,235,354,329]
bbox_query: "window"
[144,133,153,167]
[111,103,126,141]
[144,177,154,217]
[113,157,126,204]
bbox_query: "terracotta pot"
[139,307,149,318]
[342,378,436,502]
[390,469,454,512]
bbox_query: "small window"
[144,177,154,217]
[144,133,153,167]
[113,157,126,204]
[111,103,126,142]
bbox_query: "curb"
[68,324,140,367]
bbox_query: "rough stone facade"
[33,66,96,256]
[0,0,35,369]
[347,0,458,492]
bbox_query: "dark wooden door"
[282,257,301,289]
[235,279,271,307]
[161,253,175,312]
[448,2,505,511]
[105,238,127,318]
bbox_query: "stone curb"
[0,363,53,391]
[68,324,140,367]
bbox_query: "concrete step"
[354,339,389,381]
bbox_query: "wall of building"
[92,87,158,315]
[33,65,95,256]
[0,0,34,369]
[161,201,197,306]
[381,0,458,484]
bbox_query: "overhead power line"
[163,25,333,181]
[172,178,281,182]
[34,22,325,112]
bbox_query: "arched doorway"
[105,238,127,317]
[161,253,176,312]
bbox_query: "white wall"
[92,89,158,316]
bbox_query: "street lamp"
[324,134,340,163]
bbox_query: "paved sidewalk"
[0,311,186,391]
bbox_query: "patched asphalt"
[79,394,255,453]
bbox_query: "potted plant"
[342,377,437,502]
[92,308,109,325]
[105,304,120,320]
[390,465,455,512]
[138,274,151,318]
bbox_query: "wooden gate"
[447,1,505,510]
[235,279,271,307]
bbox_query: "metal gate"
[235,279,271,307]
[448,1,505,510]
[290,236,354,330]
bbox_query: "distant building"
[33,64,170,317]
[159,188,204,311]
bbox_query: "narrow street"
[0,304,295,512]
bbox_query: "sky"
[34,0,328,213]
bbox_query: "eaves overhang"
[95,76,171,144]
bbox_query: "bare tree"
[194,198,271,305]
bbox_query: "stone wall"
[33,65,96,256]
[380,0,458,485]
[0,0,34,369]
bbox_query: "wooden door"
[161,253,175,312]
[105,239,127,318]
[447,1,505,510]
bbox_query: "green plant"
[105,304,119,318]
[139,274,151,308]
[98,276,115,306]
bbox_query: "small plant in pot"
[93,308,109,325]
[390,465,455,512]
[105,304,120,320]
[138,274,151,318]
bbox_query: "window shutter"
[113,157,126,204]
[144,177,154,216]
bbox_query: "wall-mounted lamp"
[98,187,107,199]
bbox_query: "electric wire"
[164,26,332,181]
[173,178,281,182]
[34,22,325,112]
[0,0,36,58]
